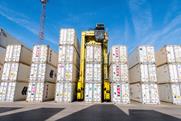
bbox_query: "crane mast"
[39,0,48,42]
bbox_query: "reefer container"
[29,63,57,83]
[58,45,79,64]
[157,64,181,83]
[0,47,6,64]
[158,83,181,105]
[0,28,22,48]
[1,63,30,82]
[55,82,76,102]
[59,28,79,50]
[111,82,130,104]
[0,82,28,102]
[57,63,78,82]
[130,83,160,104]
[5,45,32,65]
[109,64,128,82]
[156,45,181,66]
[32,45,57,67]
[109,45,127,64]
[26,82,55,102]
[86,44,102,63]
[85,63,102,82]
[84,82,102,102]
[129,64,157,83]
[128,46,155,68]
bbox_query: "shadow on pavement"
[57,104,181,121]
[0,107,22,113]
[0,108,64,121]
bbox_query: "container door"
[55,82,63,102]
[171,84,181,104]
[94,64,101,82]
[86,46,93,62]
[93,83,101,102]
[30,64,38,81]
[166,46,175,63]
[85,64,93,82]
[139,46,147,63]
[142,84,150,104]
[121,65,128,82]
[177,65,181,82]
[148,64,157,82]
[169,64,178,82]
[147,46,155,63]
[174,45,181,63]
[122,83,130,103]
[2,63,10,81]
[140,64,149,82]
[9,63,18,81]
[150,84,159,104]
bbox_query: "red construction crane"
[39,0,48,42]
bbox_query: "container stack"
[84,43,102,102]
[0,45,32,102]
[129,46,160,104]
[156,45,181,105]
[26,45,57,102]
[109,45,130,104]
[55,29,80,102]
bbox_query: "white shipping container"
[0,64,3,79]
[109,45,127,64]
[59,29,79,51]
[30,63,57,83]
[0,82,28,102]
[1,63,30,82]
[129,64,157,83]
[156,45,181,66]
[158,83,181,105]
[32,45,57,67]
[58,45,79,64]
[86,44,102,63]
[111,83,130,104]
[5,45,32,65]
[109,64,128,82]
[157,64,181,83]
[84,82,102,102]
[57,63,78,82]
[55,82,76,102]
[129,46,155,68]
[85,63,102,82]
[26,82,55,102]
[0,47,6,64]
[130,83,160,104]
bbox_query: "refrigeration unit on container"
[26,82,55,102]
[128,46,155,68]
[29,63,57,83]
[129,64,157,83]
[111,82,130,104]
[0,47,6,64]
[84,82,102,102]
[130,83,160,104]
[85,63,102,83]
[58,45,79,64]
[1,63,30,82]
[55,82,76,102]
[86,44,102,63]
[5,45,32,65]
[57,63,79,82]
[158,83,181,105]
[157,64,181,83]
[32,45,58,67]
[0,82,28,102]
[109,64,128,82]
[109,45,127,64]
[59,28,80,50]
[156,45,181,66]
[0,28,22,48]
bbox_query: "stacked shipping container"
[0,45,32,102]
[55,29,80,102]
[109,46,130,104]
[84,44,102,102]
[129,46,160,104]
[156,45,181,104]
[0,47,6,79]
[26,45,57,102]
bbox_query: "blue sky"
[0,0,181,52]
